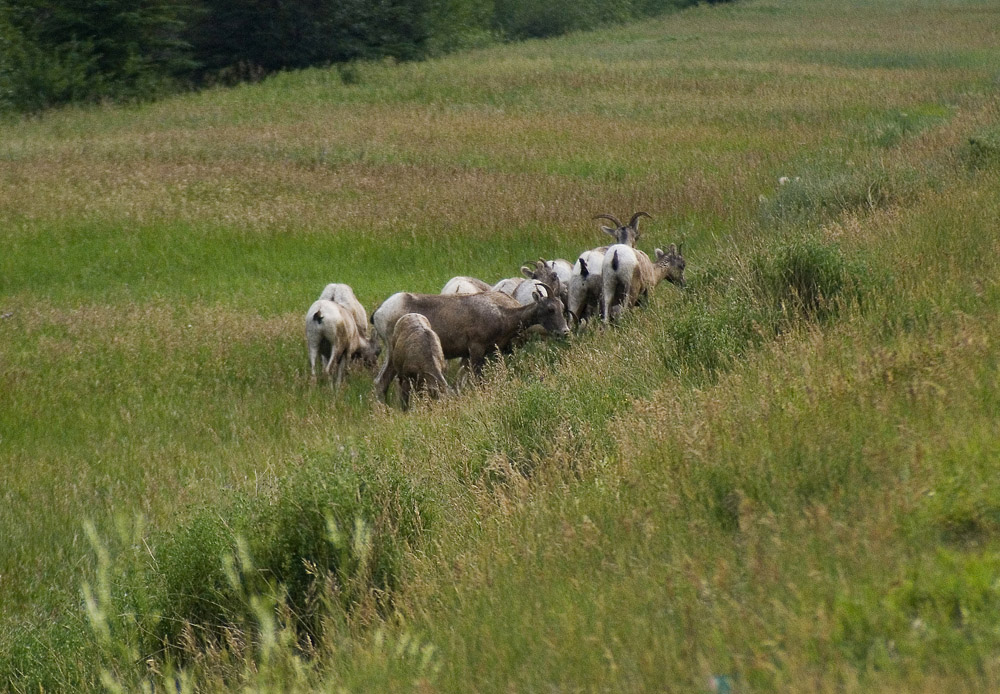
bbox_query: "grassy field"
[2,0,1000,690]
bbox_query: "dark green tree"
[0,0,194,111]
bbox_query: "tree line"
[0,0,728,114]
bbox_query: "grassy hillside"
[1,0,1000,690]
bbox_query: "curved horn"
[593,213,624,227]
[677,242,683,255]
[629,211,652,228]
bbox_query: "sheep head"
[594,211,651,248]
[522,259,562,299]
[531,290,571,337]
[654,243,686,287]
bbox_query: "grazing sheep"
[371,289,569,378]
[567,248,607,326]
[305,299,379,388]
[374,313,450,409]
[601,243,686,322]
[512,278,554,306]
[560,213,649,326]
[494,260,563,306]
[441,276,492,295]
[318,283,370,338]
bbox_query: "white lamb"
[305,299,378,388]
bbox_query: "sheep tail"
[610,250,620,271]
[312,310,324,324]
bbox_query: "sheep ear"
[601,226,617,237]
[521,266,533,278]
[655,248,665,260]
[676,242,683,255]
[532,290,542,303]
[670,243,678,255]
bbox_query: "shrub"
[961,128,1000,171]
[760,166,893,226]
[653,234,874,378]
[136,458,429,655]
[749,235,859,321]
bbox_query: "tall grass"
[1,0,1000,691]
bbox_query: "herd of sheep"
[305,211,687,408]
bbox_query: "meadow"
[1,0,1000,690]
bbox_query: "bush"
[760,166,894,226]
[131,459,429,656]
[749,235,862,322]
[961,128,1000,171]
[654,234,874,377]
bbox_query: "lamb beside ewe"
[374,313,450,409]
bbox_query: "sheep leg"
[308,342,320,383]
[323,347,344,389]
[399,378,412,411]
[334,352,348,389]
[374,355,393,397]
[374,360,396,403]
[468,345,487,379]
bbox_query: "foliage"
[491,0,703,40]
[0,0,733,112]
[0,0,192,112]
[147,460,428,653]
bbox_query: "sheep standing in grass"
[562,213,649,326]
[374,313,450,409]
[305,299,378,388]
[318,283,370,338]
[372,289,569,378]
[567,248,606,326]
[602,243,686,322]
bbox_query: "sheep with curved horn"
[593,211,651,248]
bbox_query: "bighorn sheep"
[561,213,650,326]
[374,313,450,409]
[318,283,370,338]
[441,276,492,295]
[602,243,686,322]
[567,248,607,326]
[494,260,563,306]
[371,290,569,378]
[305,300,379,387]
